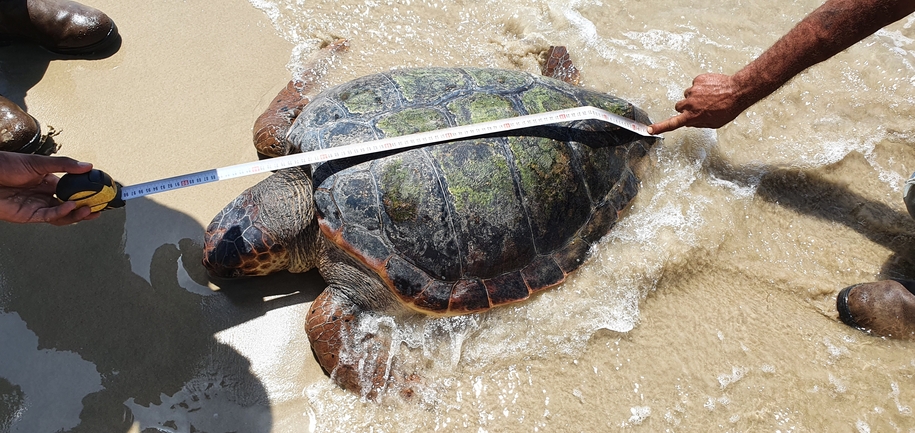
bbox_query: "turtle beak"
[203,191,291,278]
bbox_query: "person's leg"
[837,280,915,339]
[839,172,915,338]
[0,95,42,153]
[0,0,118,55]
[904,172,915,219]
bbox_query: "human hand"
[0,152,100,225]
[648,73,751,135]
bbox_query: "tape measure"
[56,105,658,210]
[56,169,125,212]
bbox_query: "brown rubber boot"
[0,95,42,153]
[0,0,118,55]
[837,280,915,339]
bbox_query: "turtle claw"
[253,38,349,158]
[541,46,581,85]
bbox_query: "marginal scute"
[521,255,566,292]
[338,224,391,271]
[448,279,490,313]
[553,237,591,274]
[483,271,531,306]
[413,280,452,313]
[384,255,431,300]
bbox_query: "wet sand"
[1,0,301,431]
[3,0,915,431]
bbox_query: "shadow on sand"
[705,148,915,281]
[0,39,329,432]
[0,195,324,432]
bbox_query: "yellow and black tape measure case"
[56,170,126,212]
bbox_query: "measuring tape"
[56,105,658,210]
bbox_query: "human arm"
[648,0,915,134]
[0,152,100,225]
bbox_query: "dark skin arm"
[649,0,915,135]
[0,152,100,225]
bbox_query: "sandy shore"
[4,0,293,225]
[0,1,315,431]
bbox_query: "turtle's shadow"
[704,150,915,280]
[213,268,326,308]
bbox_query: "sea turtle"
[203,43,657,398]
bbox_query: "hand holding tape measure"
[55,106,659,211]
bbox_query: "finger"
[674,98,692,113]
[648,113,691,135]
[32,200,75,224]
[31,174,61,195]
[27,155,93,176]
[44,203,94,226]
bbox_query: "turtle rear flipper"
[253,39,349,158]
[541,45,581,85]
[307,288,394,400]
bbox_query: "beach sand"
[0,1,308,431]
[8,0,292,224]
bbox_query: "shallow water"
[4,0,915,431]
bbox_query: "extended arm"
[649,0,915,134]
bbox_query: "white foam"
[628,406,651,425]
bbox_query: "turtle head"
[203,168,318,278]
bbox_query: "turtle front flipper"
[254,39,349,158]
[203,168,319,278]
[306,288,395,400]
